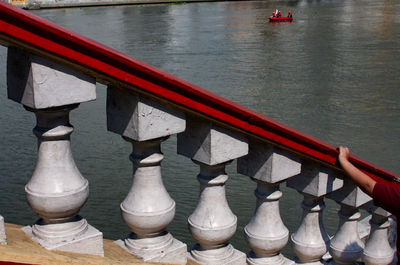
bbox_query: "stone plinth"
[287,163,343,264]
[238,139,300,265]
[107,87,187,264]
[0,215,6,244]
[361,203,394,265]
[328,178,372,265]
[178,117,248,265]
[7,47,103,256]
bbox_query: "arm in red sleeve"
[373,182,400,216]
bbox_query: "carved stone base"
[188,243,246,265]
[22,221,103,256]
[247,251,294,265]
[0,215,6,244]
[115,232,187,264]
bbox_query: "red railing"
[0,2,398,187]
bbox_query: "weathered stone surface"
[177,117,248,165]
[244,181,292,264]
[286,164,344,264]
[0,215,6,244]
[189,243,246,265]
[107,88,187,262]
[186,161,244,264]
[237,139,300,183]
[329,205,365,264]
[107,87,185,141]
[115,235,187,264]
[7,47,96,108]
[237,139,298,264]
[362,214,394,265]
[291,195,330,264]
[327,178,371,208]
[114,137,186,263]
[1,223,153,265]
[362,201,392,217]
[6,47,102,255]
[23,223,104,256]
[287,162,343,197]
[21,105,103,256]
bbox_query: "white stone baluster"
[286,163,343,264]
[7,48,103,255]
[107,87,187,264]
[327,178,372,264]
[177,117,248,264]
[362,204,394,265]
[0,215,6,244]
[237,140,301,265]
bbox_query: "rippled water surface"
[0,0,399,257]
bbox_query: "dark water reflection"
[0,0,399,258]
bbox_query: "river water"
[0,0,399,258]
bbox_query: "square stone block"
[237,138,300,183]
[107,87,185,141]
[286,162,343,197]
[7,47,96,109]
[23,223,104,256]
[327,178,372,208]
[177,117,248,165]
[362,201,392,217]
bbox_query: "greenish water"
[0,0,399,258]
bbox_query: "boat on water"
[269,16,293,22]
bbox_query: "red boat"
[269,16,293,22]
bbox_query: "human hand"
[338,146,350,164]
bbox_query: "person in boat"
[272,11,276,17]
[338,146,399,264]
[278,10,282,18]
[288,11,292,18]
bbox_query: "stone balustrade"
[1,47,397,265]
[287,162,344,264]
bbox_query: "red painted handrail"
[0,2,398,187]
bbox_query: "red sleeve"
[372,182,400,216]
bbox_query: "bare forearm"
[339,158,376,196]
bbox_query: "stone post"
[362,204,394,265]
[237,139,301,265]
[177,117,248,264]
[327,178,372,264]
[286,163,343,264]
[0,215,6,244]
[7,48,103,255]
[107,87,187,264]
